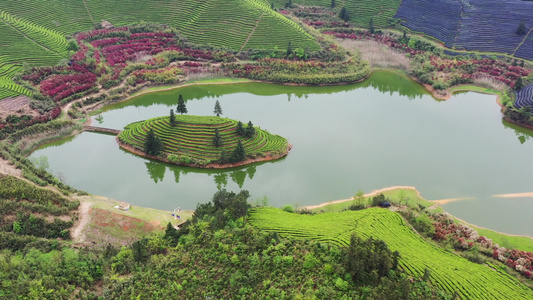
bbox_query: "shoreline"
[304,185,533,239]
[116,137,292,169]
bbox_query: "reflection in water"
[101,71,428,113]
[231,169,247,188]
[145,161,166,183]
[214,173,228,189]
[502,119,533,145]
[247,165,256,180]
[173,169,180,183]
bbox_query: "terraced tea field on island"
[249,207,533,299]
[118,115,288,165]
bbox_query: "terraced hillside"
[118,115,289,166]
[249,207,533,300]
[0,175,79,249]
[515,84,533,110]
[271,0,402,28]
[0,0,320,100]
[395,0,533,60]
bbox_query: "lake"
[31,71,533,236]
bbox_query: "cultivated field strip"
[0,0,320,99]
[0,10,69,57]
[394,0,462,47]
[249,207,533,299]
[515,84,533,109]
[119,115,288,163]
[396,0,533,60]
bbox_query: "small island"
[117,114,291,168]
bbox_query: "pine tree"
[515,77,525,91]
[516,21,527,35]
[369,17,375,34]
[213,128,222,147]
[236,121,245,136]
[230,140,246,163]
[220,149,229,164]
[177,94,187,114]
[271,3,274,9]
[330,0,335,8]
[245,121,255,138]
[144,129,163,155]
[339,7,349,22]
[214,100,223,117]
[169,109,176,127]
[286,41,293,57]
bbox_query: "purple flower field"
[395,0,533,60]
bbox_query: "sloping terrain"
[0,0,319,100]
[395,0,533,60]
[249,207,533,299]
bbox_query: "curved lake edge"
[116,136,293,169]
[302,186,533,241]
[25,71,533,241]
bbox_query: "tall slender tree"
[177,94,187,114]
[339,7,349,22]
[213,128,222,147]
[286,41,293,57]
[245,121,255,138]
[144,129,163,155]
[169,109,176,127]
[369,17,375,34]
[214,100,223,117]
[230,140,246,163]
[236,121,245,136]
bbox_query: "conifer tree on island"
[245,121,255,138]
[169,109,176,127]
[177,94,188,114]
[230,140,246,163]
[213,128,222,147]
[144,129,163,155]
[214,100,223,117]
[236,121,245,136]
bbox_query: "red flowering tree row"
[433,213,533,279]
[39,72,97,101]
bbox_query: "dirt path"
[0,157,22,177]
[240,12,264,51]
[71,200,92,243]
[303,186,419,210]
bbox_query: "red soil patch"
[91,208,162,232]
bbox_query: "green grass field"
[118,115,289,165]
[249,207,533,299]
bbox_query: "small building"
[118,202,131,211]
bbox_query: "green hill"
[270,0,402,28]
[118,114,289,166]
[249,207,533,299]
[0,0,320,99]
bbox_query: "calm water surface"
[31,72,533,236]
